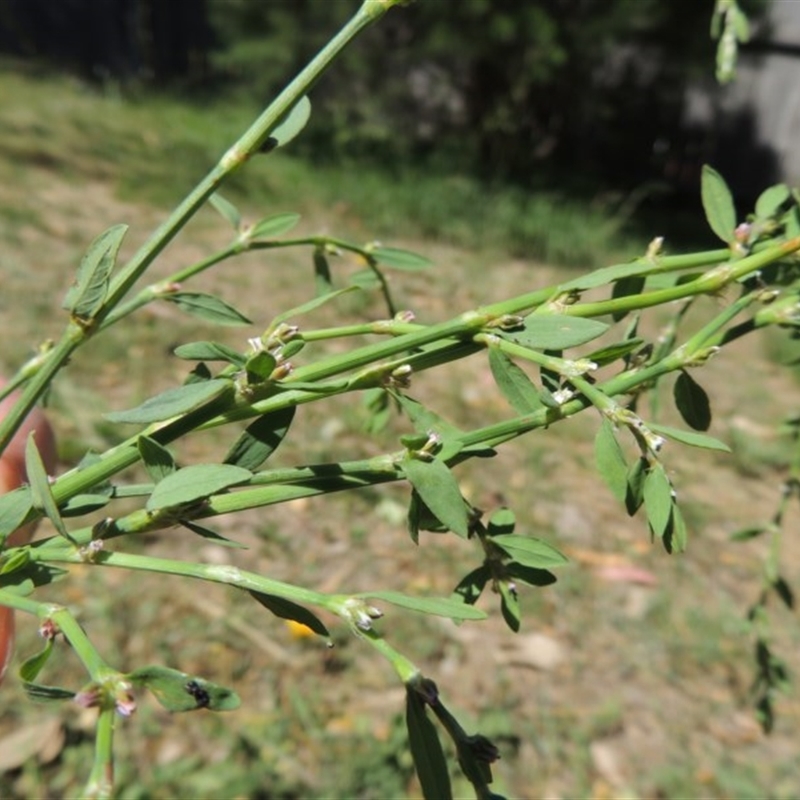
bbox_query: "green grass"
[0,61,645,269]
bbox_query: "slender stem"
[83,708,115,800]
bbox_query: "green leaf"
[128,666,240,712]
[250,212,301,240]
[497,580,520,632]
[263,96,311,151]
[180,520,248,549]
[25,434,70,541]
[673,370,712,431]
[560,261,650,292]
[665,501,688,553]
[701,165,737,243]
[486,507,516,537]
[586,338,644,367]
[313,246,333,296]
[208,193,241,230]
[62,224,128,318]
[594,420,629,504]
[490,535,568,569]
[402,456,469,538]
[625,457,647,516]
[611,276,645,321]
[406,689,453,800]
[371,246,432,271]
[648,422,729,452]
[146,464,252,511]
[18,639,55,682]
[730,525,767,541]
[174,341,246,366]
[59,493,111,517]
[452,566,490,606]
[224,407,296,471]
[643,463,673,539]
[365,591,487,621]
[772,576,794,610]
[105,379,232,424]
[488,348,543,414]
[22,682,75,703]
[244,351,277,383]
[137,435,177,482]
[165,292,251,326]
[392,394,463,440]
[0,562,67,595]
[0,487,33,545]
[505,315,609,350]
[506,562,557,587]
[270,286,359,328]
[249,590,329,636]
[407,489,448,543]
[755,184,790,220]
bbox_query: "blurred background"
[1,0,794,214]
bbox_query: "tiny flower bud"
[39,619,59,640]
[394,310,416,323]
[646,236,664,259]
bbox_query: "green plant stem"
[49,606,113,679]
[360,628,420,684]
[36,549,342,613]
[83,707,115,800]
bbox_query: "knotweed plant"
[0,1,796,798]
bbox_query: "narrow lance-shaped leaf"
[594,420,629,505]
[490,534,568,569]
[62,223,128,318]
[249,212,301,240]
[488,348,543,414]
[25,434,71,542]
[146,464,252,511]
[249,590,329,637]
[105,378,232,424]
[224,407,296,471]
[701,165,737,243]
[406,689,453,800]
[643,463,673,539]
[673,370,712,431]
[665,501,688,554]
[402,456,469,538]
[313,246,333,296]
[497,579,521,632]
[180,520,248,550]
[174,341,247,367]
[269,286,359,328]
[505,316,609,351]
[208,193,241,231]
[0,487,33,545]
[371,246,432,271]
[648,422,729,452]
[365,591,487,621]
[164,292,251,326]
